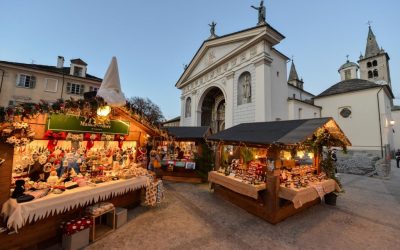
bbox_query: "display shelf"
[89,207,115,242]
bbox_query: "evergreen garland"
[303,127,347,188]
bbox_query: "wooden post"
[0,142,13,208]
[214,143,222,171]
[314,148,322,173]
[265,169,280,221]
[264,146,281,221]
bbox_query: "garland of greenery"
[3,97,107,121]
[302,127,347,188]
[1,97,161,133]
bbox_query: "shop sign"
[47,114,130,135]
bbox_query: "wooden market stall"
[155,126,212,183]
[207,117,350,224]
[0,100,160,249]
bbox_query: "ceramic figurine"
[47,168,59,186]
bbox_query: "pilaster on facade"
[224,73,234,128]
[254,55,273,122]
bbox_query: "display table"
[208,171,266,199]
[279,179,340,209]
[1,176,148,231]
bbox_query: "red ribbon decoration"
[114,134,126,149]
[84,133,101,150]
[44,130,67,152]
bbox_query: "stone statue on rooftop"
[251,0,266,25]
[208,21,218,39]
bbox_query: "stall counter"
[1,176,148,231]
[279,179,340,208]
[208,171,266,199]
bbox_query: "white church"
[173,1,396,158]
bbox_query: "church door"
[200,87,225,133]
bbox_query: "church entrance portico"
[198,86,225,133]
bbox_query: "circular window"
[340,108,351,118]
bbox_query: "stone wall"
[335,150,391,178]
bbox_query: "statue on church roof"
[208,21,218,39]
[251,1,266,25]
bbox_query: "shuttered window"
[66,82,85,95]
[16,74,36,88]
[44,78,58,92]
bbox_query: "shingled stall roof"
[163,126,211,141]
[207,118,350,147]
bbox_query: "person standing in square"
[395,149,400,168]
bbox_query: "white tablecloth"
[1,176,148,230]
[279,179,340,209]
[208,171,266,199]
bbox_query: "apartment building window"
[44,78,58,92]
[73,66,83,77]
[89,86,98,92]
[16,74,36,88]
[66,82,85,95]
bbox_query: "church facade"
[175,22,319,133]
[174,2,396,158]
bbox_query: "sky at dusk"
[0,0,399,119]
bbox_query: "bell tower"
[358,25,391,88]
[287,60,304,89]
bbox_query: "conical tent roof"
[97,57,126,107]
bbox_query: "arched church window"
[373,69,379,77]
[372,60,378,66]
[185,97,191,118]
[368,71,373,78]
[237,72,251,105]
[367,62,372,68]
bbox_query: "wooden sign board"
[47,114,130,135]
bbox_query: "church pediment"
[176,24,284,89]
[190,40,248,77]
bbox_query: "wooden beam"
[0,142,13,209]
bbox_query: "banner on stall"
[47,114,130,135]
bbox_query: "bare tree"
[127,97,165,126]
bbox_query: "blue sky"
[0,0,399,119]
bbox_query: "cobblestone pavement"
[83,162,400,250]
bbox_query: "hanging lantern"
[97,105,111,117]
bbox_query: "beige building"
[162,116,181,127]
[0,56,102,107]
